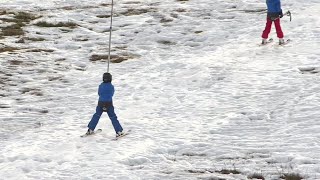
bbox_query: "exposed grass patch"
[123,1,141,4]
[0,11,40,37]
[21,88,35,93]
[194,31,203,34]
[114,46,128,50]
[48,76,63,81]
[123,8,148,16]
[90,54,109,61]
[248,173,265,180]
[121,8,156,16]
[0,10,7,15]
[90,53,137,63]
[0,46,20,53]
[55,58,66,62]
[1,24,25,36]
[73,37,89,42]
[298,67,319,74]
[160,18,174,23]
[97,15,111,18]
[30,91,44,96]
[26,49,54,53]
[176,0,189,2]
[187,169,206,174]
[39,110,49,114]
[170,13,178,19]
[157,40,176,45]
[90,54,127,63]
[9,60,23,65]
[216,168,241,175]
[14,11,39,23]
[0,78,5,85]
[15,36,47,42]
[0,104,10,108]
[280,173,304,180]
[26,37,46,41]
[182,152,206,157]
[34,21,78,28]
[21,88,44,96]
[60,6,75,10]
[60,28,73,33]
[100,3,111,7]
[0,17,24,26]
[175,8,187,13]
[0,73,11,85]
[0,11,39,24]
[58,5,97,10]
[16,38,25,43]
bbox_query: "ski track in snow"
[1,0,320,179]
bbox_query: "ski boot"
[86,129,94,135]
[279,38,285,45]
[261,38,268,45]
[116,131,124,137]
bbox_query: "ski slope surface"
[1,0,320,179]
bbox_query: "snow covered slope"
[1,0,319,179]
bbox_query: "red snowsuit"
[262,18,284,39]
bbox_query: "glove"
[279,11,284,18]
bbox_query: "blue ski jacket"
[98,82,114,102]
[266,0,283,18]
[267,0,282,13]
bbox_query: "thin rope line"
[107,0,114,73]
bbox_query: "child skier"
[85,73,124,137]
[261,0,285,45]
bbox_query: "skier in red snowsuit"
[261,0,285,45]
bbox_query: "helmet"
[103,73,112,83]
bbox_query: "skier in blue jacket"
[261,0,285,45]
[86,73,124,137]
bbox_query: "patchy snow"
[1,0,320,179]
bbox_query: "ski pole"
[273,10,291,21]
[286,10,292,22]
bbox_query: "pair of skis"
[80,129,131,140]
[260,38,291,46]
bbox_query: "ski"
[259,38,273,46]
[80,129,102,137]
[279,39,291,46]
[112,130,131,141]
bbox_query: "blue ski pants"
[88,105,123,133]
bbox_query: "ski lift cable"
[107,0,114,73]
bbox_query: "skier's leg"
[262,18,273,39]
[274,19,284,38]
[107,106,123,133]
[88,106,103,130]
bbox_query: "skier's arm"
[98,84,102,96]
[111,85,115,97]
[276,0,283,17]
